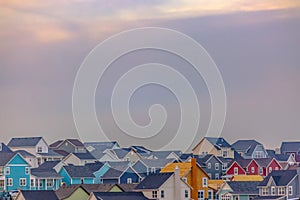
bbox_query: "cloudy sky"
[1,0,300,150]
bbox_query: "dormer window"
[37,146,43,153]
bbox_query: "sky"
[0,0,300,151]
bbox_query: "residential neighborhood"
[0,137,300,199]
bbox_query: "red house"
[225,161,246,178]
[255,158,281,176]
[246,159,260,175]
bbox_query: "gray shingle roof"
[20,190,59,200]
[255,158,274,167]
[135,172,173,190]
[102,165,129,179]
[66,139,84,147]
[55,185,89,199]
[150,150,182,159]
[50,140,63,148]
[38,161,61,170]
[232,140,262,156]
[15,150,35,157]
[8,137,42,147]
[64,165,95,178]
[38,149,63,157]
[0,143,12,153]
[31,168,62,178]
[140,158,175,168]
[227,181,260,194]
[0,152,16,166]
[73,152,96,160]
[84,142,119,160]
[259,170,297,186]
[280,142,300,153]
[205,137,231,149]
[92,192,149,200]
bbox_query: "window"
[30,179,35,187]
[208,163,211,169]
[39,180,43,187]
[161,190,165,198]
[37,146,43,153]
[208,190,213,200]
[259,167,263,174]
[152,191,158,198]
[127,178,132,184]
[255,151,263,158]
[0,168,3,175]
[222,151,228,157]
[25,167,30,175]
[0,180,4,188]
[251,167,255,173]
[269,167,272,173]
[182,177,187,182]
[262,188,268,196]
[202,178,208,187]
[198,190,204,200]
[185,190,189,198]
[81,178,84,184]
[5,167,10,175]
[288,186,293,195]
[275,167,279,170]
[234,196,239,200]
[215,173,219,179]
[221,194,231,200]
[215,163,219,170]
[20,178,26,186]
[278,187,285,195]
[271,187,275,195]
[222,163,227,170]
[7,178,13,186]
[47,179,53,187]
[151,167,156,173]
[234,167,238,175]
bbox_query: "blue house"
[101,162,141,184]
[196,154,224,179]
[0,152,31,192]
[59,165,95,186]
[232,140,268,159]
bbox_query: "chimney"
[174,166,181,200]
[191,158,198,200]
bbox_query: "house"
[132,158,175,177]
[60,165,95,186]
[15,190,59,200]
[232,140,268,159]
[15,150,37,168]
[160,158,211,200]
[193,137,235,158]
[0,152,31,191]
[88,192,150,200]
[196,154,224,180]
[135,170,191,200]
[30,163,62,190]
[84,142,120,160]
[217,181,260,200]
[63,152,97,166]
[257,168,300,199]
[225,160,247,179]
[280,141,300,156]
[255,158,281,176]
[267,150,297,169]
[208,180,225,199]
[101,162,141,184]
[50,139,87,154]
[0,143,12,153]
[100,148,141,162]
[55,185,90,200]
[7,137,63,166]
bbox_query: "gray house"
[257,168,300,199]
[196,154,224,179]
[232,140,268,159]
[50,139,87,154]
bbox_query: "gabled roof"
[84,141,119,159]
[79,184,117,193]
[73,152,96,160]
[259,170,297,187]
[38,149,63,157]
[91,192,149,200]
[0,143,13,152]
[235,158,252,168]
[180,153,194,161]
[140,158,175,169]
[53,150,70,157]
[51,139,85,149]
[113,148,132,159]
[56,185,89,199]
[19,190,59,200]
[63,165,95,178]
[196,154,223,167]
[226,181,260,194]
[66,139,85,147]
[49,140,63,148]
[102,164,133,179]
[255,158,274,167]
[205,137,231,149]
[280,141,300,154]
[149,150,182,159]
[117,183,138,192]
[7,137,43,147]
[0,152,16,166]
[38,161,61,170]
[85,162,105,172]
[15,150,35,157]
[31,168,62,178]
[135,172,173,190]
[232,140,263,156]
[130,146,152,155]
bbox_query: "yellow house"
[160,158,210,200]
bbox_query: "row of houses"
[1,137,300,200]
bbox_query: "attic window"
[152,191,158,198]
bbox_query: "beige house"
[135,167,192,200]
[193,137,235,158]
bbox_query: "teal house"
[0,152,31,192]
[59,165,95,186]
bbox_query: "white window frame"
[259,167,263,174]
[127,178,132,184]
[7,178,13,186]
[151,167,156,173]
[207,163,211,169]
[215,173,219,179]
[202,177,208,187]
[288,186,293,195]
[25,167,30,175]
[222,163,227,170]
[262,188,268,196]
[215,163,219,170]
[198,190,204,200]
[5,167,10,175]
[20,178,26,186]
[271,186,275,195]
[30,179,35,187]
[161,190,165,198]
[37,146,43,153]
[208,190,213,200]
[269,167,272,173]
[234,167,238,175]
[278,187,285,195]
[182,177,187,182]
[185,190,189,198]
[152,191,158,198]
[47,179,53,187]
[251,167,255,173]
